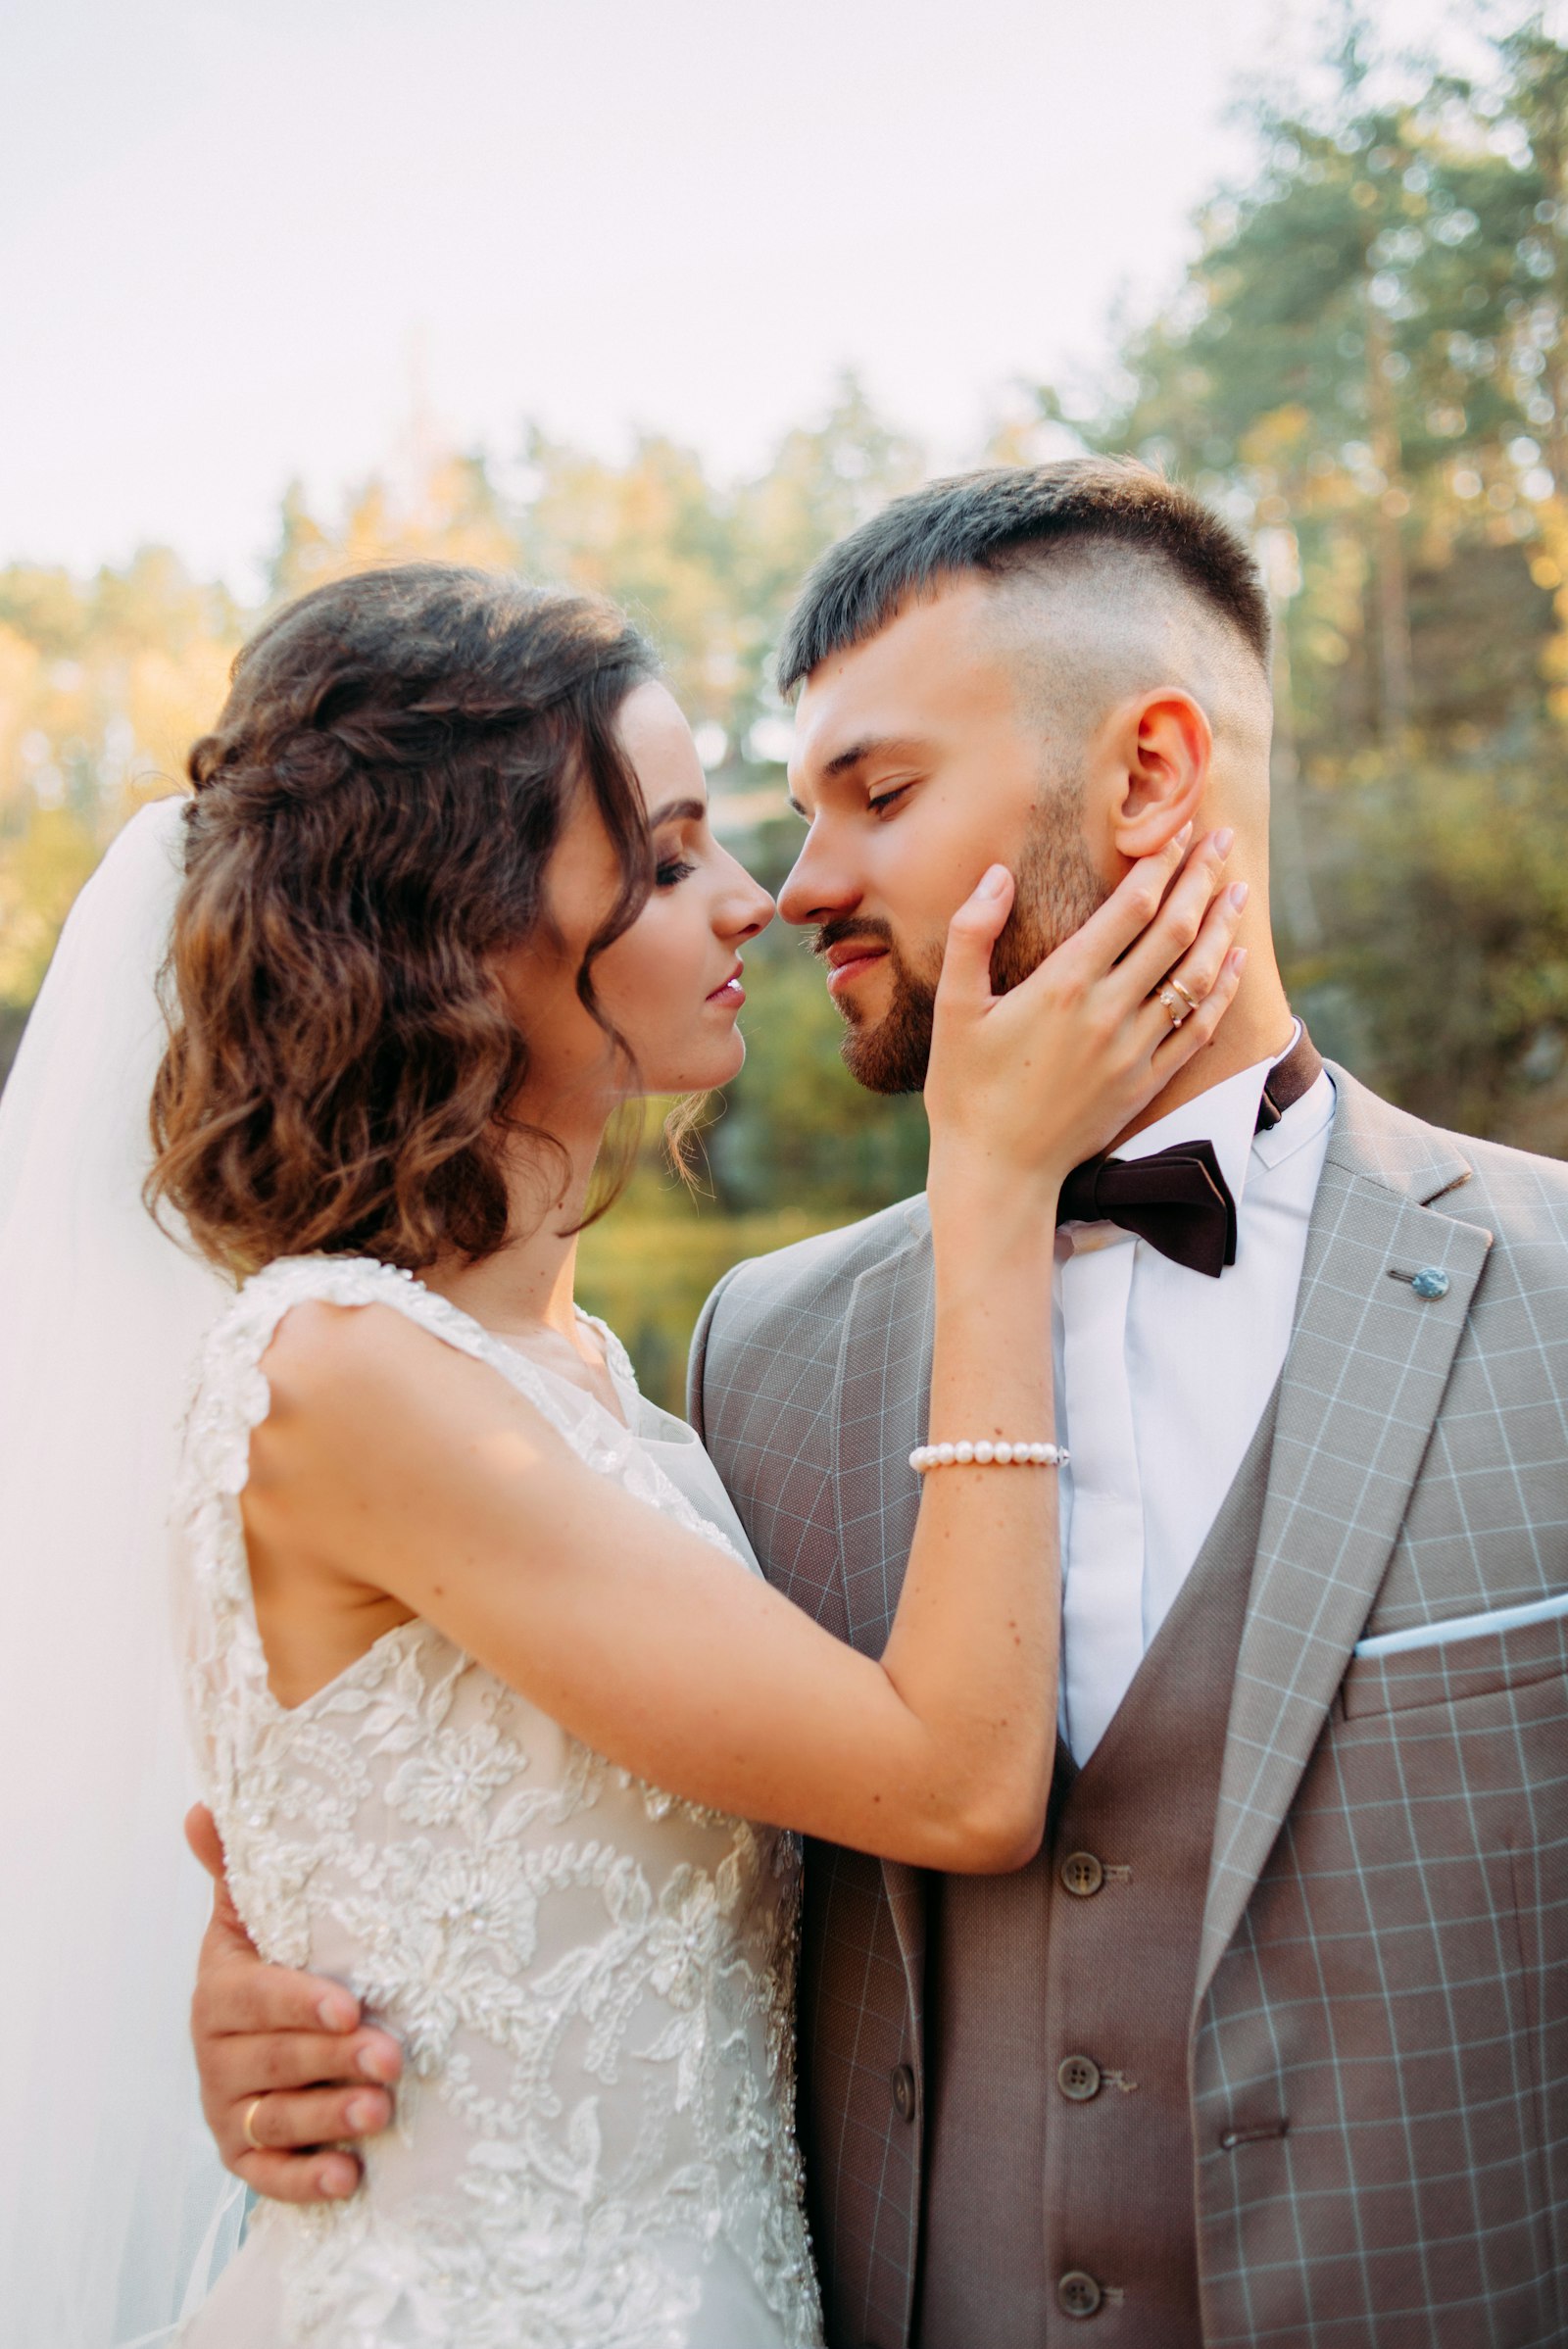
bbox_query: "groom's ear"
[1104,690,1211,859]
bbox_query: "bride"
[6,559,1242,2348]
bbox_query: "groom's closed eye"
[868,782,918,816]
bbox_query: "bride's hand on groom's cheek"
[184,1804,404,2202]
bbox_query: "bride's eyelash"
[656,857,696,888]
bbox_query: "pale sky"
[1,0,1506,594]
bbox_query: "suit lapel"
[1197,1070,1493,2001]
[831,1204,936,2022]
[831,1206,935,1657]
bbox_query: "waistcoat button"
[891,2062,917,2123]
[1060,1850,1104,1896]
[1056,2054,1102,2102]
[1058,2269,1103,2318]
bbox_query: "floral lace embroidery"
[176,1256,820,2348]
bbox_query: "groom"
[189,462,1568,2346]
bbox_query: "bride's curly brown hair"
[149,563,660,1279]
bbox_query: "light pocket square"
[1355,1588,1568,1658]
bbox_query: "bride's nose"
[716,853,774,942]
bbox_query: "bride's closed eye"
[655,856,697,888]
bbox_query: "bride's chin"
[647,1035,747,1094]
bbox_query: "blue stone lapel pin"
[1388,1264,1450,1299]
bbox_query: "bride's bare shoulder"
[258,1293,467,1422]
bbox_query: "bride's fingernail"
[318,1991,357,2031]
[1175,820,1194,848]
[318,2156,358,2198]
[1229,947,1250,975]
[977,864,1009,899]
[1229,881,1250,910]
[1214,827,1235,856]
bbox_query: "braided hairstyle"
[149,563,659,1278]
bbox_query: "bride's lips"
[706,961,745,1006]
[824,941,888,996]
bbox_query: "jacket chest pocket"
[1340,1598,1568,1721]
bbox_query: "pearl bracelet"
[909,1440,1069,1472]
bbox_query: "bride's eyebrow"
[644,797,706,829]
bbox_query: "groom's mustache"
[809,915,899,962]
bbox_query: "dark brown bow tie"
[1056,1027,1323,1278]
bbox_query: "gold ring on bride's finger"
[1168,976,1200,1017]
[242,2096,266,2152]
[1156,985,1187,1030]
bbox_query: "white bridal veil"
[0,797,243,2346]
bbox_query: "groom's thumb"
[185,1802,226,1884]
[936,865,1014,1008]
[187,1803,256,1953]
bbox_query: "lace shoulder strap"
[199,1249,605,1446]
[191,1252,459,1455]
[179,1256,595,1691]
[179,1254,745,1653]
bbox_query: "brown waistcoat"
[913,1401,1278,2349]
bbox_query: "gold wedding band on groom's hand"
[242,2095,267,2152]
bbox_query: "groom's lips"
[824,940,888,996]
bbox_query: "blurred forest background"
[4,14,1568,1406]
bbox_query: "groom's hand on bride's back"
[185,1803,403,2202]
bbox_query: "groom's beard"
[819,795,1105,1098]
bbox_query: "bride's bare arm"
[243,828,1243,1875]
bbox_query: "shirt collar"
[1114,1021,1306,1221]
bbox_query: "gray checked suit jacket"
[688,1068,1568,2349]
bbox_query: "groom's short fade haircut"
[774,457,1272,693]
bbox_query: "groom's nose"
[777,829,858,930]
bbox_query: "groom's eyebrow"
[822,734,926,778]
[787,734,934,816]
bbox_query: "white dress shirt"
[1054,1033,1336,1761]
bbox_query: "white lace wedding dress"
[172,1255,823,2349]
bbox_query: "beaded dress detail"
[174,1255,821,2349]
